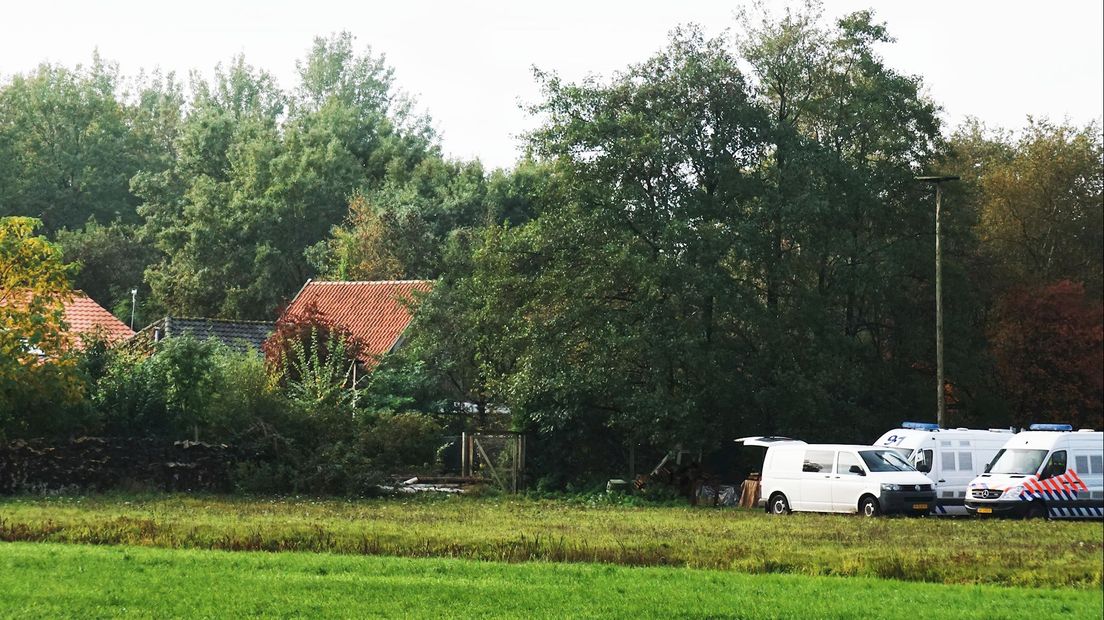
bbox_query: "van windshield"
[859,450,915,472]
[988,449,1048,475]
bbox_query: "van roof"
[1000,430,1103,450]
[768,443,900,452]
[874,427,1015,447]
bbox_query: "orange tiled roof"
[63,292,136,349]
[282,280,434,360]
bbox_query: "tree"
[139,34,437,319]
[515,26,775,451]
[974,120,1102,295]
[55,219,157,321]
[989,281,1103,430]
[0,217,82,436]
[312,157,494,281]
[0,56,174,234]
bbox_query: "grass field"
[1,494,1101,588]
[1,542,1100,619]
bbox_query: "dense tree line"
[1,4,1100,488]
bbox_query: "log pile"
[0,437,233,494]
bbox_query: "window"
[859,450,914,472]
[803,450,835,473]
[940,440,953,447]
[1041,451,1067,479]
[914,449,933,473]
[941,451,957,471]
[838,452,863,476]
[989,449,1048,475]
[958,452,973,472]
[1075,455,1089,473]
[1091,455,1103,474]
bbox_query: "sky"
[3,0,1102,169]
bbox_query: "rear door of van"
[934,438,977,509]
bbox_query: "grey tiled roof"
[140,317,275,354]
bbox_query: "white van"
[752,442,935,517]
[874,422,1014,515]
[965,425,1103,519]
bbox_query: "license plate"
[978,507,993,514]
[912,503,928,510]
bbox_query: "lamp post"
[130,288,138,330]
[916,175,959,428]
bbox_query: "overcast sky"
[3,0,1102,169]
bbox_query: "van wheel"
[859,496,881,517]
[1024,501,1047,519]
[768,493,791,515]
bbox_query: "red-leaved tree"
[989,280,1103,429]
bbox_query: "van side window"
[1041,450,1067,479]
[1075,455,1089,473]
[1091,455,1103,474]
[958,452,973,472]
[838,452,863,476]
[803,450,835,473]
[915,449,933,473]
[941,450,956,471]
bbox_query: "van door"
[799,449,835,511]
[833,451,868,513]
[937,439,975,511]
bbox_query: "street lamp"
[916,175,959,428]
[130,288,138,330]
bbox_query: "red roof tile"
[63,292,135,349]
[282,280,434,361]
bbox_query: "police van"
[965,424,1104,519]
[875,422,1014,515]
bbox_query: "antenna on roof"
[130,288,138,330]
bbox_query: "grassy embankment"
[1,542,1100,619]
[1,494,1101,588]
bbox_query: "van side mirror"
[849,465,865,476]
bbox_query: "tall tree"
[975,120,1102,295]
[0,56,170,233]
[140,34,437,318]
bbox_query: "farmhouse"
[278,279,434,365]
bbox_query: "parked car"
[746,441,935,517]
[874,422,1014,515]
[965,424,1103,519]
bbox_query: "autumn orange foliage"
[989,280,1103,430]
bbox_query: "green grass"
[1,494,1101,588]
[1,542,1099,619]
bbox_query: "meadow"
[1,542,1100,619]
[1,494,1101,588]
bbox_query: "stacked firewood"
[0,437,233,494]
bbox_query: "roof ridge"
[308,279,435,285]
[167,316,276,325]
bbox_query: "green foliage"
[54,220,157,321]
[280,327,357,414]
[0,217,84,436]
[425,11,956,484]
[0,57,170,234]
[93,337,220,439]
